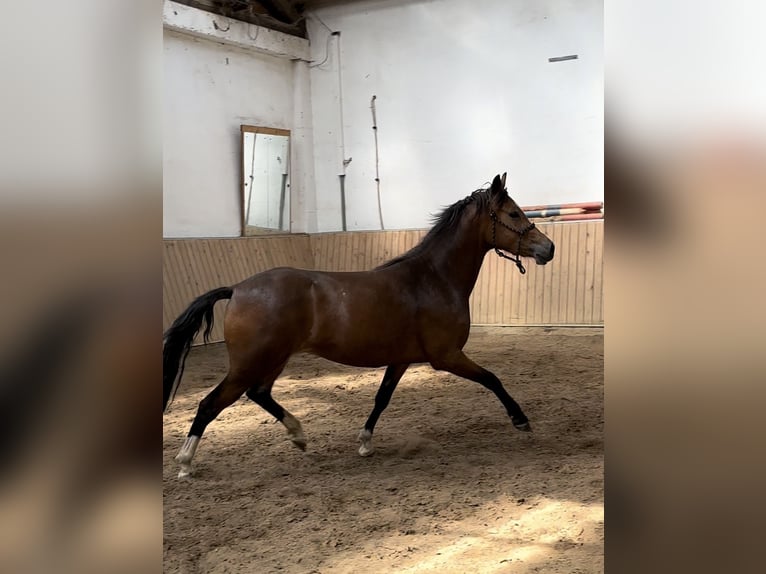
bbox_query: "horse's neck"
[427,220,489,299]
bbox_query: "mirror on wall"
[241,125,290,235]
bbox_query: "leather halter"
[489,209,536,275]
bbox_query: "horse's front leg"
[358,363,409,456]
[431,351,531,431]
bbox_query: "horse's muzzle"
[534,243,555,265]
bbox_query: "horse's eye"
[509,211,520,219]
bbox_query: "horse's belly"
[304,330,424,368]
[303,274,425,366]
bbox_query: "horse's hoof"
[291,437,307,451]
[177,465,194,479]
[514,420,532,432]
[358,444,374,457]
[358,429,374,457]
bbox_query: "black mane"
[377,188,491,269]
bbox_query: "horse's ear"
[490,174,503,195]
[500,172,507,189]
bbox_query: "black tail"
[163,287,233,411]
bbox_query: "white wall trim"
[163,0,309,61]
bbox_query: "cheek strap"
[489,210,535,275]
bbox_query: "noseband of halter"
[489,209,536,275]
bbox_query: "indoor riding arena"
[163,1,603,573]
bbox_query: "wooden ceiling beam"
[171,0,306,37]
[258,0,302,24]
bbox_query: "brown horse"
[163,173,555,478]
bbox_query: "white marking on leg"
[358,429,374,457]
[174,435,199,479]
[282,411,307,450]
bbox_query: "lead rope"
[490,210,535,275]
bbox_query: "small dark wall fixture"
[548,54,579,63]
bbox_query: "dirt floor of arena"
[163,327,603,574]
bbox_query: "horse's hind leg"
[358,364,409,457]
[174,374,248,478]
[246,383,306,451]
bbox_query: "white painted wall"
[307,0,603,231]
[163,0,602,237]
[163,30,294,237]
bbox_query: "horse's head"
[485,173,555,270]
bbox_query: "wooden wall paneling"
[164,222,603,346]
